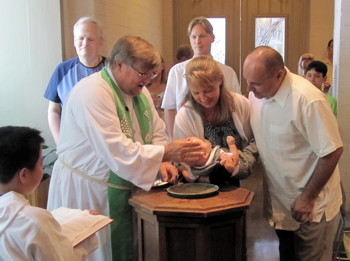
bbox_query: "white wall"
[0,0,61,149]
[334,0,350,211]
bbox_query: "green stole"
[101,68,153,261]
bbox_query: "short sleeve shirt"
[249,68,343,230]
[44,56,106,106]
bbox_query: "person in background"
[305,60,337,116]
[0,126,98,261]
[297,53,314,77]
[173,56,258,186]
[244,46,343,261]
[147,57,167,120]
[149,45,194,120]
[161,16,241,140]
[321,39,333,93]
[44,16,105,144]
[47,35,206,261]
[175,44,193,64]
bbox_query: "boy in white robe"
[0,126,98,261]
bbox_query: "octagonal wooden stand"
[129,185,254,261]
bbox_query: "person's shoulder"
[0,192,55,228]
[57,56,78,65]
[231,91,248,101]
[177,101,198,119]
[326,93,337,102]
[217,61,233,69]
[177,100,191,112]
[56,57,79,70]
[217,62,238,84]
[217,62,235,73]
[288,71,325,101]
[169,59,190,73]
[21,203,55,222]
[229,92,250,108]
[141,85,153,99]
[74,70,104,89]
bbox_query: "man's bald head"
[246,46,284,76]
[243,46,286,99]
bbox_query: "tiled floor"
[241,161,280,261]
[241,160,350,261]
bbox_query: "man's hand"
[159,162,178,184]
[291,193,315,223]
[291,146,343,223]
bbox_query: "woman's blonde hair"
[298,53,315,75]
[184,56,235,125]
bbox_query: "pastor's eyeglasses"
[130,65,158,80]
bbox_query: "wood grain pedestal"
[129,185,254,261]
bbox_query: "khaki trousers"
[275,212,341,261]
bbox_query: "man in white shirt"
[161,16,241,139]
[244,46,343,261]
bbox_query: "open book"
[51,207,113,247]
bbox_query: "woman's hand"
[219,136,240,174]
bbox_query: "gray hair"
[73,16,103,38]
[107,35,161,70]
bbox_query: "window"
[255,17,286,60]
[208,17,226,64]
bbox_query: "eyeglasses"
[130,65,158,80]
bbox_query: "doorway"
[173,0,310,94]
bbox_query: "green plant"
[42,145,57,181]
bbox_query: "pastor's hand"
[159,162,178,184]
[163,138,206,165]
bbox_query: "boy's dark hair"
[306,60,328,77]
[0,126,44,184]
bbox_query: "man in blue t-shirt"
[44,16,105,144]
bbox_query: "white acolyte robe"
[0,191,97,261]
